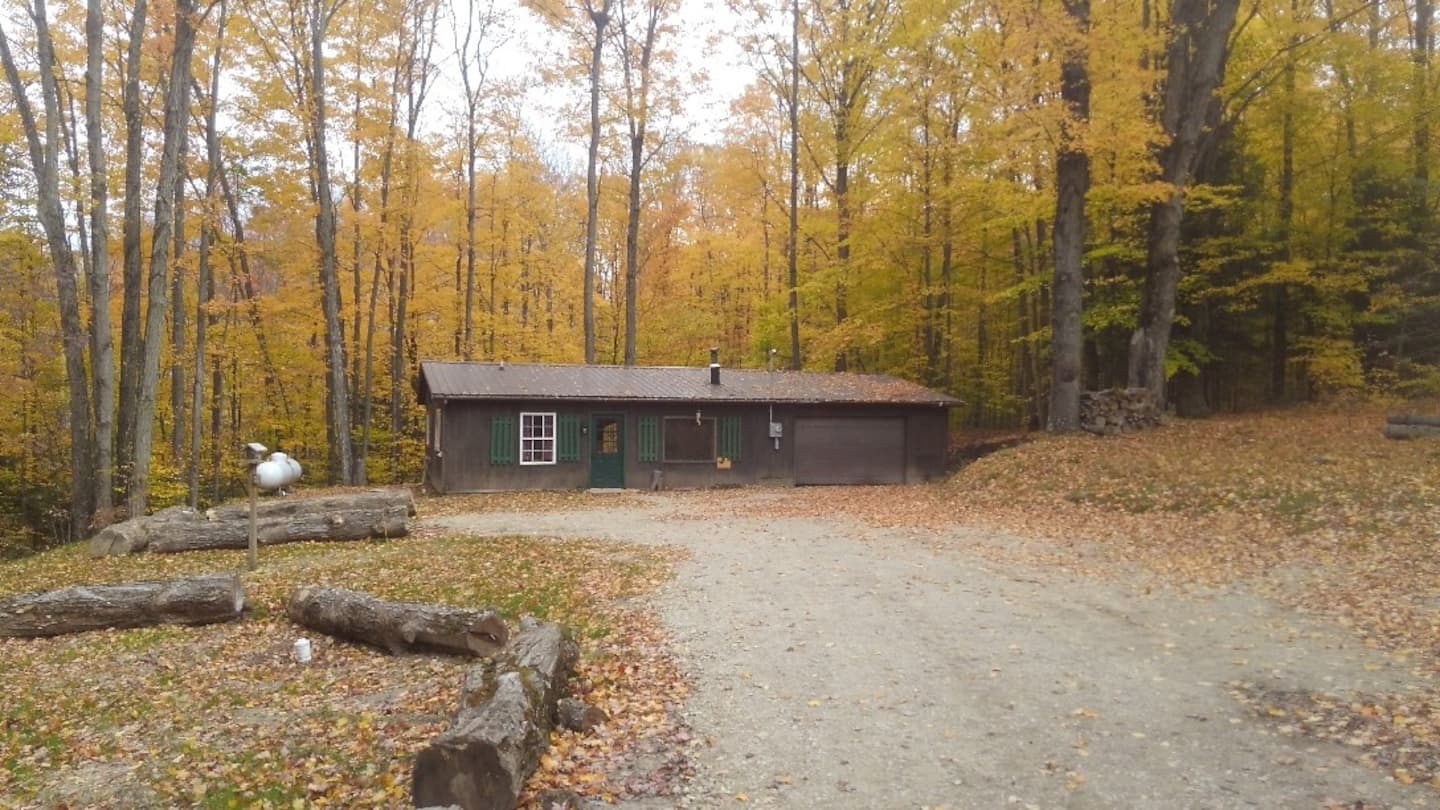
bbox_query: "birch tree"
[0,0,95,535]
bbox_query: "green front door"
[589,413,625,488]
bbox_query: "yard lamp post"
[241,442,267,571]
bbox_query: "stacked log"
[286,586,509,657]
[0,574,244,638]
[1079,388,1164,435]
[89,489,416,557]
[1382,413,1440,440]
[412,616,580,810]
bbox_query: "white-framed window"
[520,412,557,465]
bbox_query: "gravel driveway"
[432,491,1427,810]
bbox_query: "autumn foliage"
[0,0,1438,542]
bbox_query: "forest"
[0,0,1435,549]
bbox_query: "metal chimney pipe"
[709,347,720,385]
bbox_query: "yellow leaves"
[733,791,749,802]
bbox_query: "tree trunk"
[85,0,115,522]
[1127,0,1240,405]
[129,0,198,517]
[787,0,802,370]
[412,617,578,810]
[1049,0,1091,432]
[191,2,228,508]
[582,0,612,365]
[0,574,244,638]
[463,88,478,360]
[0,2,96,538]
[311,0,356,484]
[287,585,509,657]
[619,0,660,367]
[1413,0,1432,235]
[1388,413,1440,427]
[89,489,417,556]
[116,0,149,491]
[1382,423,1440,439]
[623,114,643,368]
[1272,0,1296,401]
[170,81,192,463]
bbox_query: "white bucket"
[293,637,312,663]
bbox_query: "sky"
[431,0,763,165]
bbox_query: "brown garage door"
[793,417,906,485]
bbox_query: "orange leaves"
[1233,683,1440,790]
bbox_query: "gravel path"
[432,493,1429,810]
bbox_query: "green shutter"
[637,416,659,462]
[490,415,515,465]
[720,416,743,462]
[557,414,580,461]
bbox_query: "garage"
[793,417,906,485]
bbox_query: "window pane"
[519,412,556,465]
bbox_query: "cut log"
[1382,423,1440,440]
[89,489,416,557]
[286,585,509,657]
[1387,413,1440,428]
[0,574,244,638]
[412,617,579,810]
[556,698,607,733]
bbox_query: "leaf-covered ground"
[0,530,685,808]
[669,404,1440,790]
[420,490,645,518]
[6,404,1438,806]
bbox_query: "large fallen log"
[89,489,416,556]
[412,617,579,810]
[286,585,509,657]
[1382,423,1440,440]
[1387,413,1440,428]
[0,574,244,638]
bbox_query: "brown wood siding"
[793,417,906,485]
[426,398,951,493]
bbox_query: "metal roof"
[418,361,959,406]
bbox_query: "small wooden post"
[241,442,267,572]
[246,476,258,571]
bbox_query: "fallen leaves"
[657,403,1440,792]
[1231,683,1440,788]
[666,405,1440,668]
[0,531,687,808]
[420,490,645,518]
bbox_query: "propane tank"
[253,451,303,491]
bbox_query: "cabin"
[415,355,959,492]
